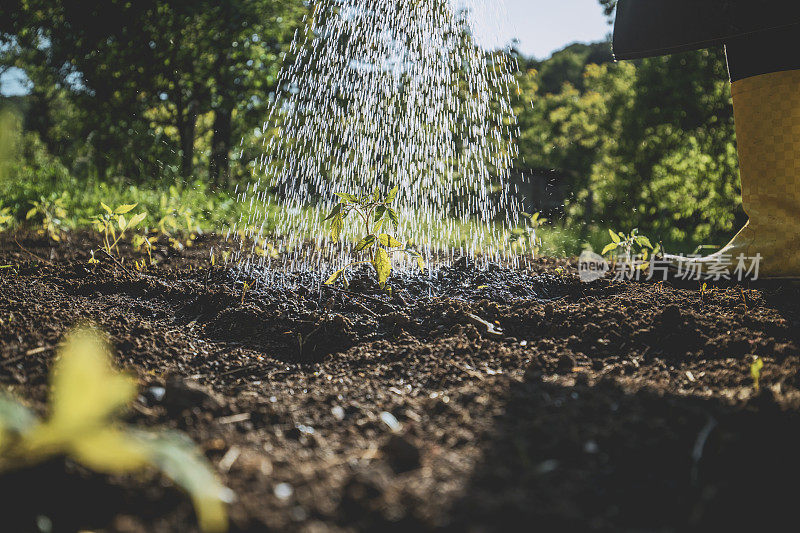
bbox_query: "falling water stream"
[230,0,522,282]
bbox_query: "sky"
[1,0,611,96]
[469,0,611,58]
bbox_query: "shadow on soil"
[445,372,800,531]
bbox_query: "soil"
[2,231,800,532]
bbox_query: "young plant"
[90,202,147,260]
[25,194,70,242]
[751,356,764,393]
[324,186,423,289]
[0,328,232,532]
[158,205,201,251]
[602,228,659,272]
[509,212,547,257]
[0,204,12,232]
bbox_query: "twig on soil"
[100,248,138,278]
[327,286,392,308]
[14,236,52,265]
[2,344,56,367]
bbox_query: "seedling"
[0,328,231,532]
[324,186,423,289]
[25,194,69,242]
[90,202,147,261]
[750,356,764,393]
[0,205,12,232]
[509,212,547,257]
[158,206,201,250]
[602,228,659,272]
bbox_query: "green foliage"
[2,0,306,184]
[602,228,659,271]
[324,186,423,289]
[0,328,231,532]
[508,212,547,257]
[514,46,740,252]
[25,193,70,242]
[751,356,764,393]
[90,202,148,262]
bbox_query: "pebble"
[274,483,294,500]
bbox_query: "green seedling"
[0,328,231,532]
[324,186,423,289]
[509,212,547,257]
[602,228,659,272]
[90,202,147,261]
[26,194,70,242]
[158,201,201,251]
[0,205,12,232]
[751,356,764,393]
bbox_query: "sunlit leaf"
[128,212,147,229]
[373,247,391,286]
[373,205,386,222]
[325,269,345,285]
[114,204,137,215]
[330,213,343,241]
[117,214,127,231]
[132,430,233,533]
[48,329,137,432]
[601,243,617,256]
[378,234,402,248]
[609,229,620,243]
[334,193,359,204]
[324,203,342,221]
[385,186,399,203]
[100,202,113,215]
[70,427,148,473]
[416,256,425,272]
[386,207,399,227]
[354,235,376,252]
[636,236,653,249]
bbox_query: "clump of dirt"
[2,231,800,531]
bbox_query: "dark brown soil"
[2,231,800,532]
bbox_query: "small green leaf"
[373,247,391,286]
[128,212,147,228]
[324,203,342,221]
[373,205,386,222]
[636,236,653,249]
[131,430,232,533]
[114,204,137,215]
[117,214,128,231]
[601,243,617,256]
[372,187,380,202]
[100,202,113,215]
[378,234,403,248]
[324,268,345,285]
[334,193,360,204]
[385,186,399,203]
[330,213,343,241]
[609,229,620,244]
[416,256,425,272]
[354,235,376,252]
[25,207,38,220]
[386,207,399,227]
[751,357,764,393]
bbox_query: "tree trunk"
[178,99,198,177]
[209,103,233,187]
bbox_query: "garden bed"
[2,231,800,531]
